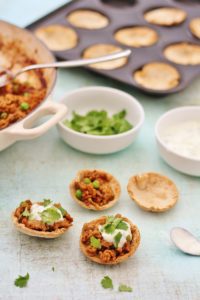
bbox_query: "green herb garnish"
[40,207,61,225]
[21,208,30,217]
[116,221,128,231]
[102,216,128,235]
[14,273,29,288]
[58,206,67,216]
[101,276,113,289]
[126,235,131,242]
[64,110,133,136]
[52,267,55,272]
[114,232,122,248]
[90,236,101,249]
[43,199,52,207]
[118,284,133,292]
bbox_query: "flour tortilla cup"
[80,215,140,265]
[133,62,180,91]
[127,172,179,212]
[189,18,200,39]
[69,169,121,211]
[164,42,200,65]
[114,26,158,47]
[144,7,186,26]
[67,9,109,29]
[35,24,78,51]
[82,44,128,70]
[12,202,72,238]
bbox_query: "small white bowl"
[57,86,144,154]
[155,106,200,176]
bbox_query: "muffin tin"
[27,0,200,95]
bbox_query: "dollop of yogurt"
[99,221,132,248]
[30,203,63,222]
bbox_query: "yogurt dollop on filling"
[99,219,132,248]
[30,203,63,224]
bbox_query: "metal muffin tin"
[27,0,200,95]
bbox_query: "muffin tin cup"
[27,0,200,95]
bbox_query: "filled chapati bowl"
[0,20,67,151]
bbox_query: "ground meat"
[81,227,102,243]
[86,245,98,256]
[14,200,73,232]
[75,170,114,207]
[26,219,47,231]
[53,217,73,230]
[81,214,133,263]
[99,249,116,263]
[0,37,47,129]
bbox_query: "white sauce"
[161,120,200,159]
[30,203,63,223]
[99,221,132,248]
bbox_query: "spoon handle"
[16,49,131,75]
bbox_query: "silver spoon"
[0,49,131,88]
[170,227,200,256]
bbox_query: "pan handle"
[6,101,67,139]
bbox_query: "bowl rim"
[57,86,145,140]
[155,105,200,163]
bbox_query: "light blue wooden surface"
[0,1,200,299]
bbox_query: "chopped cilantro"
[40,207,61,225]
[101,276,113,289]
[118,284,133,292]
[116,221,128,231]
[14,273,29,288]
[64,110,133,136]
[102,216,121,234]
[126,235,131,242]
[106,216,115,223]
[21,208,30,218]
[90,236,101,249]
[112,217,122,228]
[114,232,122,248]
[43,199,52,206]
[103,223,116,234]
[102,216,129,235]
[58,206,67,216]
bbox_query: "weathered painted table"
[0,1,200,299]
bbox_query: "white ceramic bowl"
[155,106,200,176]
[57,86,144,154]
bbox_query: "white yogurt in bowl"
[162,120,200,160]
[155,106,200,176]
